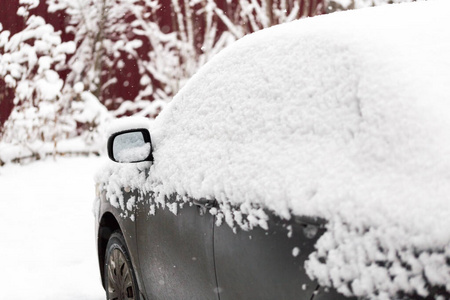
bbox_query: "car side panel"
[214,212,324,300]
[136,194,219,300]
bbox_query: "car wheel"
[104,231,140,300]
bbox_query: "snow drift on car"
[97,1,450,299]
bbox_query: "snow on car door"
[135,193,218,299]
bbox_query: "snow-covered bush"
[0,1,111,164]
[47,0,184,118]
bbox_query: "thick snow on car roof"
[99,0,450,298]
[151,1,450,298]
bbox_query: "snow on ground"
[0,156,105,300]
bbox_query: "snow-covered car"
[94,1,450,299]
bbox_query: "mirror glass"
[112,131,151,162]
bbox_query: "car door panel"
[136,193,218,300]
[214,212,324,300]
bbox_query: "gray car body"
[94,175,353,300]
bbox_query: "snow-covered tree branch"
[0,0,111,164]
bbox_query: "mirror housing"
[107,128,153,163]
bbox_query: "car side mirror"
[107,128,153,163]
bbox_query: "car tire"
[104,231,140,300]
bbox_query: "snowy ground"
[0,156,106,300]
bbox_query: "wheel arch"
[98,212,121,288]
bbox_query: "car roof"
[153,0,450,219]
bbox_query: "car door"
[135,193,218,300]
[213,210,325,300]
